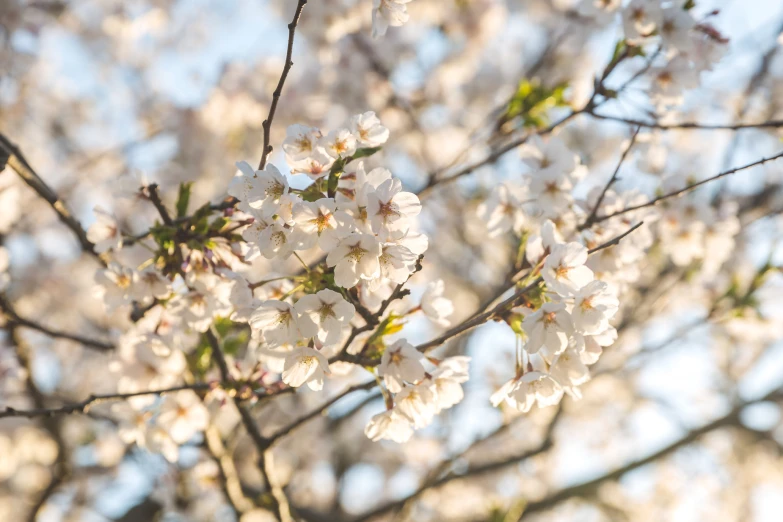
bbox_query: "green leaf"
[300,183,326,202]
[175,182,194,218]
[351,146,382,160]
[503,78,570,130]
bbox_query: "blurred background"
[2,0,783,521]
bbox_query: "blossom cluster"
[581,0,728,106]
[89,111,465,449]
[478,124,741,413]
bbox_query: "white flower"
[394,383,436,429]
[326,233,382,288]
[94,263,135,310]
[542,242,594,297]
[572,280,619,334]
[157,391,209,444]
[249,300,302,347]
[427,356,470,413]
[230,162,289,218]
[242,216,293,260]
[659,7,695,52]
[420,279,454,327]
[289,149,334,180]
[170,277,232,333]
[649,57,699,105]
[319,128,357,159]
[281,347,330,390]
[490,372,563,412]
[523,302,574,356]
[294,289,355,346]
[350,111,389,147]
[379,339,426,393]
[364,409,413,443]
[372,0,412,39]
[622,0,662,42]
[366,177,421,233]
[528,168,575,218]
[520,135,577,179]
[526,220,565,264]
[290,199,352,251]
[477,183,528,238]
[87,207,123,253]
[282,124,322,162]
[373,242,418,287]
[550,344,591,395]
[131,268,170,302]
[576,326,617,365]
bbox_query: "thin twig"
[517,387,783,519]
[146,183,173,225]
[582,126,642,228]
[587,111,783,131]
[0,383,213,419]
[265,380,376,444]
[0,293,114,351]
[593,151,783,225]
[206,328,288,522]
[258,0,308,170]
[0,132,106,266]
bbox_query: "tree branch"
[587,111,783,131]
[582,126,642,228]
[258,0,308,171]
[0,293,114,351]
[0,132,106,266]
[517,386,783,519]
[592,151,783,225]
[206,328,290,522]
[0,383,213,419]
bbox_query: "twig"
[146,183,173,225]
[517,387,783,519]
[265,380,376,444]
[0,132,106,266]
[587,111,783,131]
[258,0,308,171]
[413,222,643,355]
[206,328,288,522]
[592,151,783,225]
[0,383,213,419]
[0,293,114,351]
[582,126,642,228]
[353,406,565,522]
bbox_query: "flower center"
[295,136,312,152]
[377,201,399,221]
[315,212,332,233]
[318,303,335,322]
[348,244,367,261]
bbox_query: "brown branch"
[0,383,213,419]
[206,328,289,522]
[352,406,565,522]
[582,126,642,228]
[517,386,783,519]
[146,183,173,225]
[412,222,643,356]
[265,380,376,444]
[0,293,114,351]
[0,132,106,266]
[587,111,783,131]
[7,326,69,522]
[258,0,308,171]
[418,110,581,197]
[593,151,783,225]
